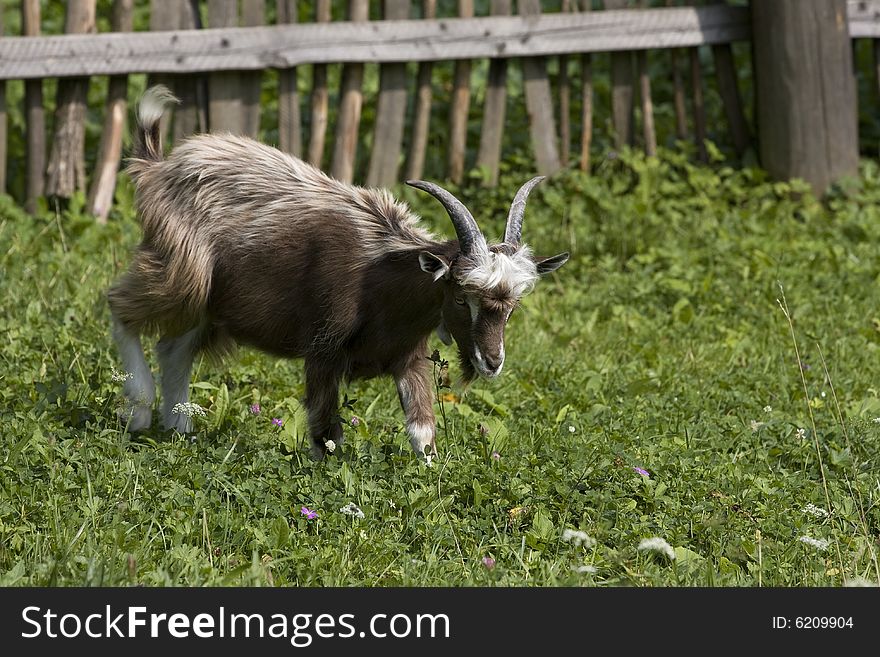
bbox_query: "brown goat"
[108,86,569,460]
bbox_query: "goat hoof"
[119,405,152,432]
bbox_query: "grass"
[1,147,879,587]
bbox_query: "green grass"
[1,147,879,586]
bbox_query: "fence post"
[276,0,301,155]
[709,0,751,157]
[87,0,133,222]
[405,0,437,182]
[476,0,511,187]
[752,0,857,194]
[367,0,411,188]
[580,0,593,172]
[308,0,331,168]
[448,0,474,184]
[559,0,572,167]
[208,0,245,134]
[46,0,96,203]
[242,0,265,139]
[604,0,634,150]
[331,0,369,183]
[520,0,561,176]
[0,10,6,195]
[22,0,44,213]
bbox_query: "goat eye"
[454,296,466,306]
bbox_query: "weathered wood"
[0,10,6,193]
[149,0,180,143]
[0,6,753,79]
[604,0,634,150]
[635,0,656,157]
[753,0,858,194]
[690,45,707,161]
[87,0,133,222]
[448,0,474,184]
[208,0,244,134]
[330,0,368,184]
[173,0,208,141]
[637,49,656,157]
[45,0,96,202]
[670,48,688,139]
[520,0,560,176]
[559,0,572,167]
[242,0,265,139]
[276,0,300,155]
[22,0,44,213]
[846,0,880,36]
[476,0,511,186]
[405,0,437,182]
[709,0,751,157]
[308,0,331,167]
[579,0,593,172]
[366,0,411,188]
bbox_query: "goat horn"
[504,176,545,247]
[406,180,487,256]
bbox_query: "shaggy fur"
[108,86,568,459]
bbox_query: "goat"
[108,86,569,460]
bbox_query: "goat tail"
[132,85,179,163]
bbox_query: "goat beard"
[458,349,478,386]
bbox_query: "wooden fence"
[0,1,878,218]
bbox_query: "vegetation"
[1,147,878,586]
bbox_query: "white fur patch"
[112,319,155,430]
[138,85,179,128]
[407,422,435,457]
[459,247,538,297]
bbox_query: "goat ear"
[534,252,570,275]
[419,252,450,282]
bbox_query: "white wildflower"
[111,368,133,382]
[561,529,596,548]
[389,499,397,509]
[425,453,434,467]
[763,405,772,413]
[873,417,880,425]
[573,565,598,574]
[749,420,765,432]
[798,535,830,551]
[339,502,365,519]
[844,577,877,587]
[325,439,336,453]
[637,537,676,560]
[796,428,806,440]
[171,402,207,418]
[568,425,576,434]
[802,503,829,519]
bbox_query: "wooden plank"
[22,0,44,213]
[580,0,593,172]
[308,0,331,167]
[87,0,133,222]
[475,0,511,187]
[846,0,880,36]
[45,0,96,202]
[405,0,437,182]
[330,0,368,184]
[173,0,208,141]
[276,0,300,155]
[448,0,474,184]
[208,0,244,134]
[0,6,754,79]
[366,0,411,188]
[709,0,751,157]
[242,0,265,139]
[605,0,633,150]
[0,9,6,193]
[149,0,180,144]
[637,49,656,156]
[559,0,572,167]
[520,0,560,176]
[753,0,858,194]
[690,45,707,161]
